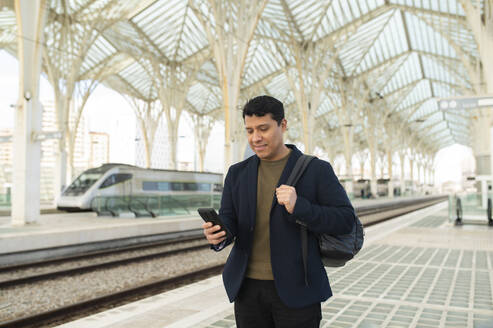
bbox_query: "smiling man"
[203,95,356,328]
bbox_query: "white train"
[56,163,223,212]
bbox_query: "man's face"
[244,114,287,161]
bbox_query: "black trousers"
[234,278,322,328]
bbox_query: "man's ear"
[281,118,287,131]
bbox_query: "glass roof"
[0,0,482,154]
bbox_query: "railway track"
[0,264,224,328]
[0,242,209,289]
[0,195,447,328]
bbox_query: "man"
[203,95,355,328]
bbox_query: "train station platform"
[0,196,435,266]
[55,201,493,328]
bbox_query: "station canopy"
[0,0,480,154]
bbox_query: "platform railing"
[90,194,221,218]
[448,192,493,226]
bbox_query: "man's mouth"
[254,145,267,151]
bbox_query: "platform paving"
[202,206,493,328]
[56,201,493,328]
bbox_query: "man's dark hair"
[242,95,284,125]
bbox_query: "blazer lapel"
[247,155,260,228]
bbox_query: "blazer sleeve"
[211,166,238,251]
[290,160,355,235]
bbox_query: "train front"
[56,166,112,211]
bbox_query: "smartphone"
[197,208,232,240]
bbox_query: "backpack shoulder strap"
[285,154,316,286]
[286,155,316,187]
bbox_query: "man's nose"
[252,130,262,141]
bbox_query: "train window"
[143,182,211,191]
[63,172,103,195]
[182,183,211,191]
[213,184,223,192]
[142,181,171,191]
[171,182,184,191]
[197,183,211,191]
[99,173,132,189]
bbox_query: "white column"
[409,158,414,195]
[12,0,47,225]
[387,151,394,198]
[399,153,405,196]
[490,126,493,196]
[481,179,488,209]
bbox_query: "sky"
[0,50,476,186]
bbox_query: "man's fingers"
[206,230,226,244]
[206,225,222,234]
[209,236,226,245]
[202,223,227,246]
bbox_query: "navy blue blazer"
[215,144,355,308]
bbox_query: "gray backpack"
[286,155,364,285]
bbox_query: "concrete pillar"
[461,0,493,176]
[12,0,47,225]
[423,164,430,185]
[387,150,394,198]
[491,126,493,193]
[472,114,492,175]
[399,152,405,196]
[409,158,414,195]
[369,141,378,198]
[343,127,354,198]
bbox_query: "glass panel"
[64,172,104,196]
[99,173,132,189]
[448,192,493,225]
[142,181,171,191]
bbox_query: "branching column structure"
[155,62,202,170]
[385,139,394,197]
[398,150,406,195]
[423,152,434,186]
[330,77,365,196]
[12,0,47,225]
[385,117,412,198]
[416,153,423,188]
[356,148,368,180]
[283,39,337,154]
[460,0,493,93]
[408,147,416,194]
[43,1,128,193]
[191,0,267,170]
[190,110,219,171]
[125,96,161,168]
[458,1,493,175]
[316,127,340,167]
[361,100,385,197]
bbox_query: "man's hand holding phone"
[202,222,227,245]
[198,208,231,245]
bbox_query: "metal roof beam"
[389,3,468,24]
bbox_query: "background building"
[89,132,110,168]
